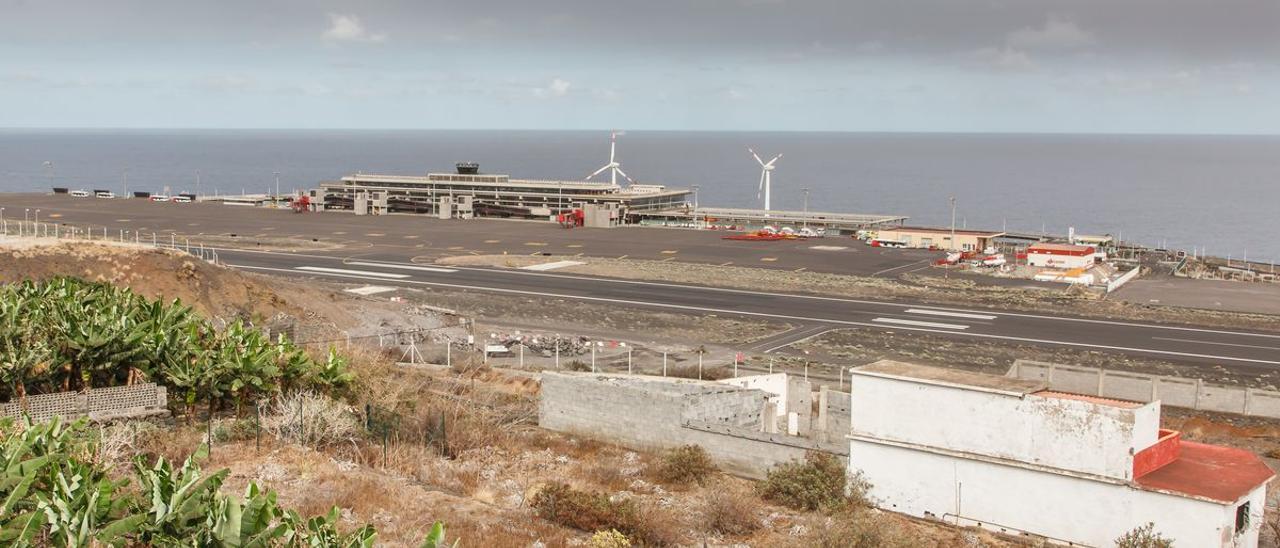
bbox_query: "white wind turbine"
[749,148,782,211]
[585,131,633,186]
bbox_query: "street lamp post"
[43,161,54,187]
[949,196,957,252]
[802,187,810,228]
[122,168,128,198]
[195,169,201,198]
[273,171,280,204]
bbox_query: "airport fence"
[0,218,220,264]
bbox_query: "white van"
[95,191,115,199]
[69,189,91,198]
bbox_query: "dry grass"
[700,485,764,537]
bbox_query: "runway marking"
[48,214,62,218]
[872,259,931,277]
[366,233,385,237]
[809,245,847,251]
[295,266,408,279]
[187,223,200,226]
[332,231,347,235]
[446,246,465,250]
[873,317,970,330]
[403,235,419,239]
[226,263,1280,366]
[760,257,778,262]
[661,250,678,254]
[210,247,1280,342]
[567,244,584,248]
[719,262,734,267]
[760,325,837,353]
[522,261,585,272]
[484,239,501,244]
[525,242,548,246]
[345,285,397,296]
[662,257,677,262]
[1151,337,1280,351]
[115,219,132,222]
[907,308,997,321]
[345,261,458,273]
[794,268,807,272]
[262,227,276,231]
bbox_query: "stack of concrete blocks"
[540,372,845,478]
[354,191,387,215]
[1,383,169,423]
[1008,360,1280,419]
[581,203,621,228]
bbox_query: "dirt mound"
[0,241,319,323]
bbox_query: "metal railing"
[0,219,219,265]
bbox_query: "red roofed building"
[1026,242,1103,269]
[848,361,1274,547]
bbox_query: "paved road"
[215,248,1280,371]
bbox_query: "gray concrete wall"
[2,383,168,422]
[1007,360,1280,420]
[539,372,845,479]
[823,389,851,440]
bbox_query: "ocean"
[0,129,1276,262]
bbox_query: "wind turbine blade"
[757,170,766,200]
[586,164,611,179]
[615,168,634,184]
[765,154,783,167]
[748,148,765,166]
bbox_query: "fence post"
[519,343,525,368]
[662,352,667,376]
[698,352,703,380]
[591,345,596,373]
[446,340,451,367]
[769,357,774,374]
[627,347,633,375]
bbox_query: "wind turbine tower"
[749,148,782,211]
[586,131,633,186]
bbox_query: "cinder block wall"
[539,373,847,479]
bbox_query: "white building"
[1026,242,1103,269]
[847,360,1273,547]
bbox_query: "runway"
[214,247,1280,370]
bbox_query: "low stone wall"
[540,372,845,479]
[1007,360,1280,419]
[1,383,169,423]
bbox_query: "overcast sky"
[1,0,1277,133]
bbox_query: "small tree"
[1114,522,1173,548]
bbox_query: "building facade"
[870,226,1004,251]
[1026,242,1103,269]
[847,360,1272,547]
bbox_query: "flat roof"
[1035,390,1143,409]
[880,226,1005,238]
[1028,243,1095,253]
[645,207,907,226]
[340,173,692,196]
[1135,441,1274,504]
[851,360,1045,396]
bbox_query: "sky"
[1,0,1278,133]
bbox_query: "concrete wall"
[1,383,168,422]
[849,438,1255,547]
[816,387,851,442]
[720,373,789,417]
[540,372,845,479]
[1008,360,1280,419]
[850,372,1156,481]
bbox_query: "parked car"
[171,196,192,203]
[69,189,91,198]
[94,191,115,199]
[149,194,170,202]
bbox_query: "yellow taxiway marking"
[48,214,63,218]
[567,244,584,248]
[115,218,131,222]
[403,235,420,239]
[661,249,678,254]
[524,241,548,246]
[760,257,778,262]
[484,239,501,244]
[446,246,465,250]
[365,233,385,237]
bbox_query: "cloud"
[968,47,1038,72]
[1008,16,1096,50]
[323,13,387,43]
[531,78,572,98]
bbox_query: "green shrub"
[756,452,867,513]
[654,445,715,486]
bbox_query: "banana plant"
[132,447,228,543]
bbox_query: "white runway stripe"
[521,260,585,271]
[296,266,409,279]
[345,261,458,273]
[873,317,970,330]
[906,308,997,320]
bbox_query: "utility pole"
[43,161,54,187]
[949,196,957,251]
[195,169,201,198]
[802,187,810,228]
[274,171,280,204]
[122,168,128,198]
